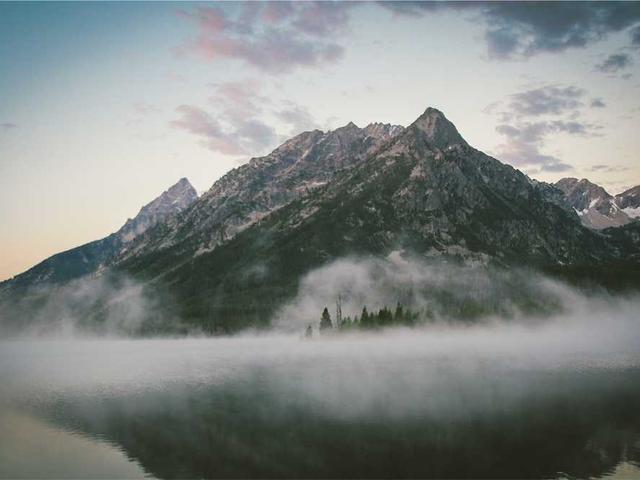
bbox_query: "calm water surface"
[1,331,639,479]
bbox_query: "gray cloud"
[481,2,640,59]
[171,80,320,156]
[494,122,574,173]
[290,2,353,37]
[380,2,640,59]
[632,25,640,47]
[590,98,606,108]
[170,105,247,156]
[176,3,354,73]
[493,142,572,173]
[588,164,629,173]
[507,85,584,118]
[275,103,321,136]
[1,122,17,130]
[489,84,602,173]
[595,53,632,73]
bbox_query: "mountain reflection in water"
[0,333,639,479]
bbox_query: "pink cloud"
[169,79,320,156]
[170,105,245,156]
[176,2,352,73]
[261,2,295,24]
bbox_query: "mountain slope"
[4,108,639,334]
[118,122,403,261]
[616,185,640,219]
[0,178,197,293]
[119,108,624,331]
[555,178,631,229]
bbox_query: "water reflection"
[1,335,640,479]
[0,409,149,479]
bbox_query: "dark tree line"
[308,302,421,336]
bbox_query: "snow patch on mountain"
[555,178,633,230]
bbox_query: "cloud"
[631,25,640,47]
[176,3,354,73]
[481,3,640,59]
[290,2,353,37]
[171,105,245,156]
[493,122,574,173]
[170,79,320,156]
[506,85,584,118]
[590,98,606,108]
[489,85,602,173]
[380,2,640,59]
[209,79,270,121]
[1,122,17,130]
[494,119,600,172]
[275,103,321,136]
[170,103,277,157]
[588,164,629,173]
[595,53,632,73]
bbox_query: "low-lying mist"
[1,253,639,478]
[273,252,626,332]
[0,272,180,338]
[1,252,639,343]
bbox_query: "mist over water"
[1,259,640,478]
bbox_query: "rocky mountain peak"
[616,185,640,214]
[555,177,631,229]
[342,121,359,129]
[363,122,405,141]
[328,121,364,142]
[555,178,610,203]
[117,178,198,242]
[271,130,324,156]
[409,107,468,149]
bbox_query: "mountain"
[116,108,630,332]
[118,122,403,261]
[4,107,640,334]
[615,185,640,219]
[0,178,197,292]
[118,178,197,242]
[554,178,632,229]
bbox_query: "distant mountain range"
[554,178,640,230]
[2,107,640,333]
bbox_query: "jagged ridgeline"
[2,107,640,335]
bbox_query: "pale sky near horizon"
[1,1,640,281]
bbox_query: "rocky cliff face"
[118,178,197,242]
[555,178,636,229]
[246,108,612,266]
[118,122,404,260]
[616,185,640,219]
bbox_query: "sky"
[1,1,640,281]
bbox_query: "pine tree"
[319,307,333,332]
[394,302,404,323]
[360,306,369,328]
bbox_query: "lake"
[1,325,639,479]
